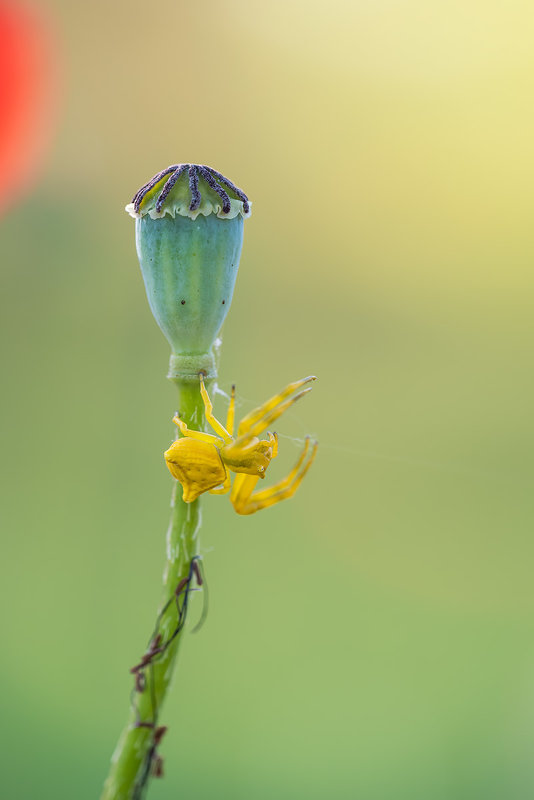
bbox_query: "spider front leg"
[226,384,236,437]
[199,374,233,442]
[206,381,234,495]
[209,472,232,495]
[172,412,220,445]
[236,376,316,443]
[230,436,318,515]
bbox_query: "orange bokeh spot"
[0,2,60,214]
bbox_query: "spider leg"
[230,473,260,510]
[226,384,236,437]
[231,437,318,515]
[209,471,232,495]
[199,375,233,442]
[172,413,221,445]
[236,376,316,442]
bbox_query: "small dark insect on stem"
[132,726,168,797]
[134,671,146,693]
[151,755,164,778]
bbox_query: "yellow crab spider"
[164,374,318,515]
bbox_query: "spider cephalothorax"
[164,375,318,515]
[131,163,250,216]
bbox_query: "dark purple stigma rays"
[132,164,250,216]
[188,165,201,211]
[206,166,250,214]
[154,164,187,213]
[197,165,231,214]
[132,165,178,214]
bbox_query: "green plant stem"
[101,378,205,800]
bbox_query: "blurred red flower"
[0,1,60,214]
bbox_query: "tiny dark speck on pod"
[222,300,225,304]
[181,300,186,305]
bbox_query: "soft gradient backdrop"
[2,1,534,798]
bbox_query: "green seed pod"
[126,164,251,381]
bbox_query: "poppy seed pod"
[126,164,251,381]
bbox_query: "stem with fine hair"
[101,378,205,800]
[104,162,250,797]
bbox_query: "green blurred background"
[2,0,534,797]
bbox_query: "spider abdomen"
[164,438,226,503]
